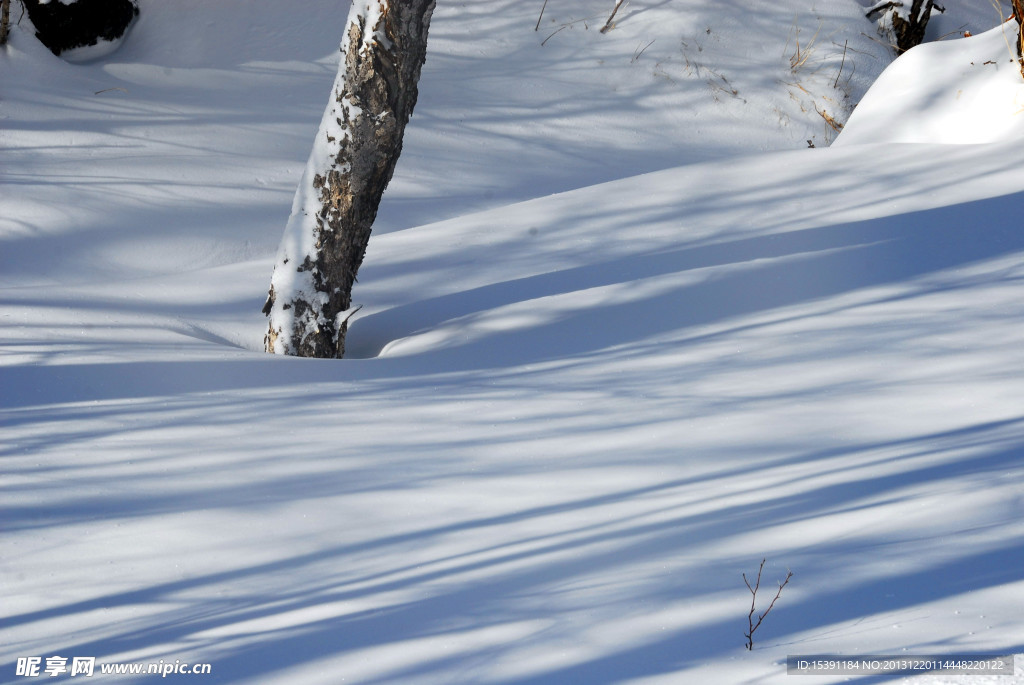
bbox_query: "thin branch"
[860,30,899,51]
[833,39,848,87]
[830,39,875,58]
[743,559,793,650]
[600,0,625,34]
[632,38,655,63]
[338,304,363,328]
[753,571,793,634]
[534,0,548,32]
[540,25,566,46]
[540,13,604,45]
[743,559,764,651]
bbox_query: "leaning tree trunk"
[263,0,435,357]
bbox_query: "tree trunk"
[890,0,934,55]
[1013,0,1024,79]
[263,0,435,358]
[1,0,10,46]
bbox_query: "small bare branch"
[833,39,848,87]
[540,25,566,46]
[534,0,547,32]
[632,38,655,63]
[600,0,625,34]
[743,559,793,650]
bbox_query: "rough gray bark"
[890,0,935,55]
[1,0,11,46]
[263,0,435,358]
[866,0,937,54]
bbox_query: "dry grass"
[785,17,823,72]
[815,105,844,132]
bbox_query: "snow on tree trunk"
[890,0,934,55]
[263,0,435,358]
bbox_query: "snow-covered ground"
[2,1,1023,683]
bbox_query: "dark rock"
[24,0,138,56]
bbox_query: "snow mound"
[836,21,1024,145]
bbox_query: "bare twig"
[815,105,844,132]
[833,39,848,87]
[534,0,548,31]
[933,26,969,41]
[600,0,625,34]
[540,25,566,46]
[540,13,604,45]
[632,38,655,63]
[94,87,129,95]
[830,39,874,58]
[743,559,793,651]
[860,30,899,51]
[339,304,363,327]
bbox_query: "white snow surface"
[2,1,1024,684]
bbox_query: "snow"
[835,21,1024,145]
[2,1,1024,684]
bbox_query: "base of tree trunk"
[890,0,935,55]
[264,0,436,358]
